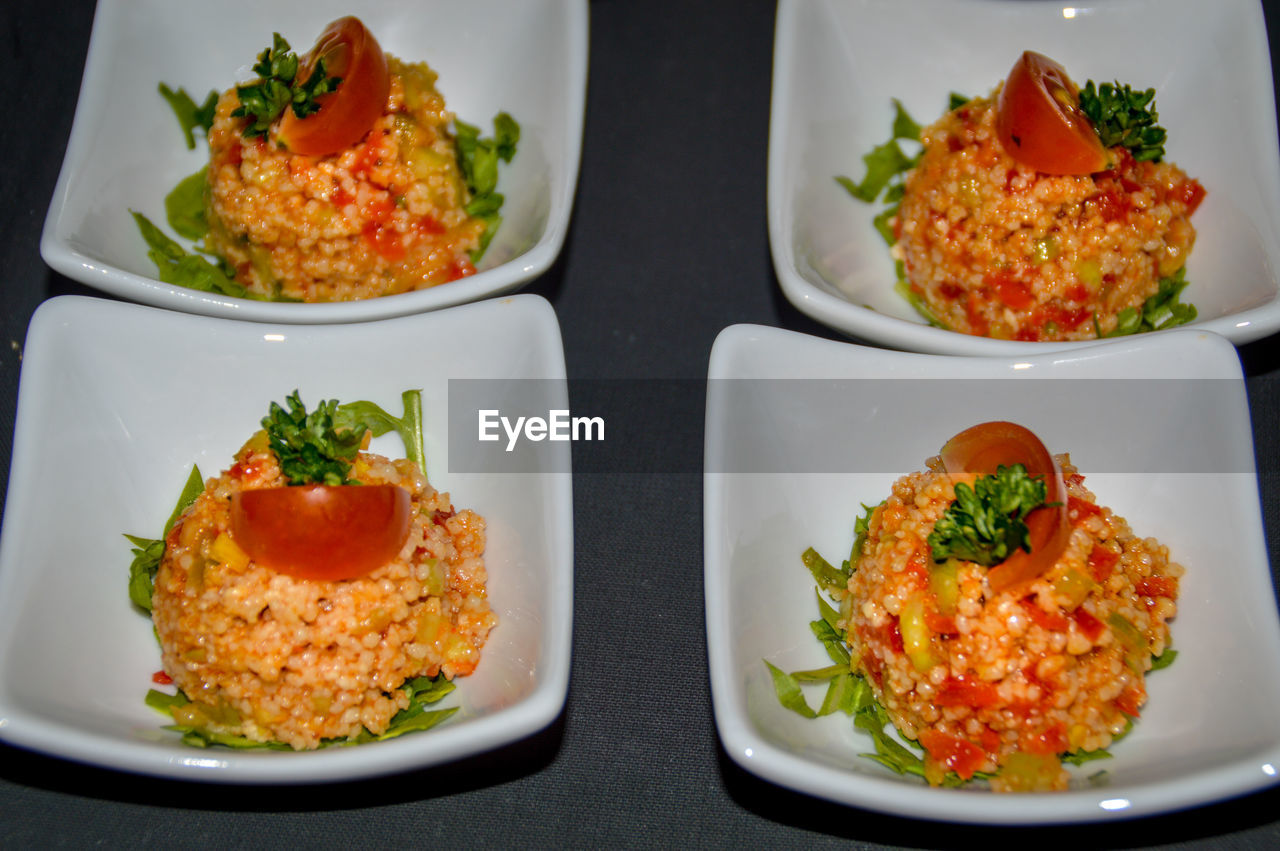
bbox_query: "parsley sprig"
[927,464,1047,566]
[231,33,342,141]
[262,390,429,486]
[1078,80,1167,163]
[263,391,364,485]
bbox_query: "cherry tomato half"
[995,51,1110,175]
[275,16,391,157]
[229,484,411,581]
[938,421,1071,593]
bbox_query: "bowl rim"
[767,0,1280,355]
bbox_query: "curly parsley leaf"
[158,83,218,149]
[927,464,1048,566]
[231,33,342,141]
[262,390,364,485]
[1078,80,1167,163]
[1103,267,1197,337]
[456,112,521,261]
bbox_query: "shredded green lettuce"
[1103,267,1198,337]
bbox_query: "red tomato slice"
[938,421,1070,593]
[229,484,411,581]
[995,51,1110,175]
[275,16,391,157]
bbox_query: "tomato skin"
[938,421,1071,593]
[276,17,391,157]
[996,51,1110,175]
[918,729,988,780]
[229,484,411,581]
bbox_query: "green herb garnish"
[1078,80,1167,163]
[231,33,342,141]
[1102,267,1197,337]
[263,391,365,486]
[835,99,921,221]
[164,167,208,241]
[455,112,521,262]
[158,83,218,149]
[124,464,204,612]
[130,210,253,298]
[147,673,457,749]
[927,464,1047,566]
[335,390,428,479]
[764,544,982,786]
[260,389,430,486]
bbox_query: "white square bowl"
[41,0,587,323]
[0,294,573,783]
[768,0,1280,354]
[704,324,1280,823]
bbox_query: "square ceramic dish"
[768,0,1280,354]
[41,0,586,323]
[704,324,1280,823]
[0,294,573,783]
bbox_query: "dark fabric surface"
[3,0,1280,847]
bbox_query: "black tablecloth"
[4,1,1280,847]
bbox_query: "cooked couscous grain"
[151,432,495,750]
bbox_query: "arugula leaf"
[801,546,847,592]
[850,502,880,568]
[148,674,458,749]
[375,675,459,740]
[125,465,204,612]
[1062,748,1113,767]
[764,660,818,719]
[165,168,208,241]
[1078,80,1167,163]
[1103,267,1197,337]
[262,391,363,486]
[835,99,921,214]
[131,211,252,298]
[455,112,521,261]
[231,33,342,141]
[1149,647,1178,671]
[810,617,851,666]
[927,464,1047,565]
[158,83,218,149]
[894,280,949,329]
[335,390,428,478]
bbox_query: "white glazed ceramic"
[704,324,1280,823]
[41,0,587,323]
[768,0,1280,354]
[0,294,573,783]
